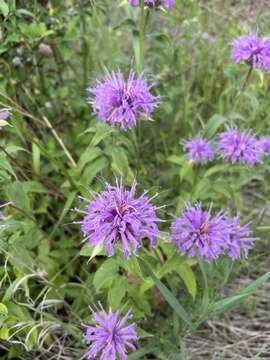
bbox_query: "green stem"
[240,65,253,93]
[138,0,145,73]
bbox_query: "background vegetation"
[0,0,270,359]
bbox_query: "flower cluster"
[75,180,161,258]
[129,0,174,9]
[231,34,270,72]
[217,128,262,166]
[83,304,138,360]
[182,128,266,166]
[88,70,159,130]
[182,138,215,164]
[80,21,264,360]
[171,203,257,261]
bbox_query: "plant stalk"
[138,0,145,73]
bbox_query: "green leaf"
[0,303,8,323]
[93,259,119,291]
[22,181,47,194]
[179,160,194,183]
[0,0,9,17]
[167,155,184,166]
[5,181,31,213]
[0,327,9,340]
[81,156,109,186]
[132,29,140,71]
[176,263,197,300]
[108,276,127,309]
[80,243,105,259]
[110,147,129,178]
[90,123,113,147]
[77,147,103,172]
[0,153,17,179]
[203,114,227,138]
[32,142,40,176]
[51,191,77,236]
[203,164,228,177]
[138,258,192,326]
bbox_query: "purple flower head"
[129,0,174,8]
[0,110,10,120]
[75,180,161,257]
[88,70,159,130]
[171,203,229,261]
[182,137,215,164]
[259,136,270,154]
[83,304,138,360]
[217,127,262,166]
[227,215,257,259]
[231,34,270,72]
[0,110,10,130]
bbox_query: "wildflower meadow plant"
[217,127,262,166]
[75,180,161,257]
[231,34,270,72]
[182,137,215,164]
[88,70,159,130]
[1,2,269,359]
[129,0,174,9]
[83,304,138,360]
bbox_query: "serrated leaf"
[5,181,31,213]
[93,259,119,291]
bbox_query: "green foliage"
[0,0,270,359]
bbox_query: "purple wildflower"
[231,34,270,72]
[227,215,257,259]
[217,128,262,166]
[83,304,138,360]
[88,70,159,130]
[0,110,10,120]
[171,203,229,261]
[182,137,215,164]
[129,0,174,8]
[259,136,270,154]
[75,180,161,257]
[0,110,10,130]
